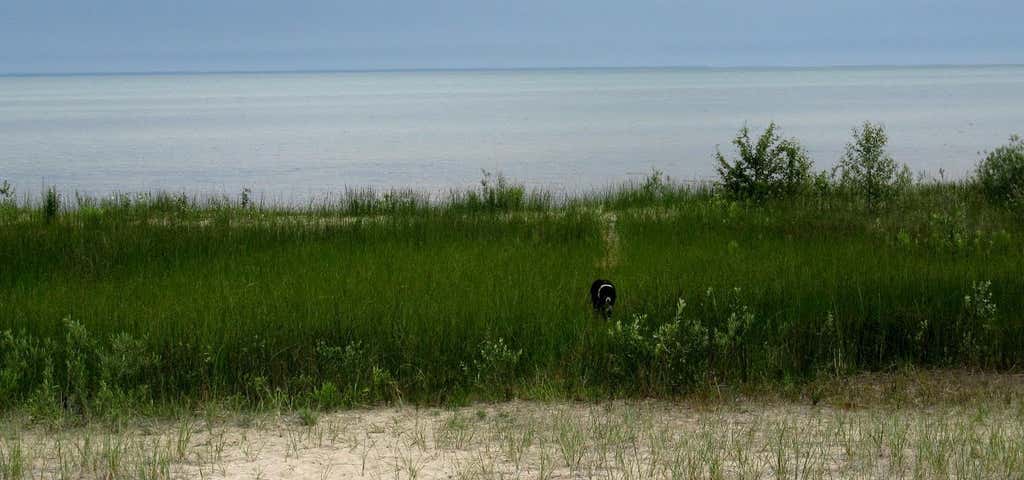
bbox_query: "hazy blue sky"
[2,0,1021,74]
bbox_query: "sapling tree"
[834,122,911,209]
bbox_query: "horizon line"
[3,62,1022,78]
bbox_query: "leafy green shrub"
[651,298,710,387]
[710,288,754,356]
[702,287,756,380]
[834,122,911,209]
[0,320,161,420]
[715,123,813,201]
[60,319,158,418]
[0,180,13,204]
[605,314,653,383]
[467,337,522,394]
[605,297,712,392]
[0,180,14,221]
[975,134,1024,207]
[240,187,253,209]
[960,281,999,366]
[928,207,972,253]
[0,331,54,410]
[27,361,61,422]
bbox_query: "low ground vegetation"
[2,372,1023,479]
[0,128,1022,421]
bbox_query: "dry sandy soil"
[3,372,1024,479]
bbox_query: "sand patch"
[4,396,1023,479]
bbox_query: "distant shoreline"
[3,62,1023,79]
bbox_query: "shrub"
[640,168,671,199]
[459,170,526,211]
[43,187,59,223]
[834,122,911,209]
[0,180,13,203]
[605,314,653,384]
[1,320,161,419]
[928,206,972,253]
[240,187,252,209]
[605,297,711,392]
[975,134,1024,207]
[715,123,813,201]
[960,281,999,366]
[0,331,54,410]
[467,337,522,394]
[651,298,710,387]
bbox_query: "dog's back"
[590,279,616,314]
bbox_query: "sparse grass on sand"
[2,371,1023,479]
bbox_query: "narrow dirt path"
[597,210,619,270]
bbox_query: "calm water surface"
[2,66,1022,201]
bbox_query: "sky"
[1,0,1022,74]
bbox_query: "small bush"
[43,188,60,223]
[960,281,999,366]
[240,187,252,208]
[651,298,710,387]
[715,123,813,201]
[467,338,522,394]
[834,122,911,209]
[0,331,53,409]
[605,314,653,383]
[928,207,972,253]
[605,296,713,392]
[640,168,671,199]
[456,170,527,211]
[0,320,161,420]
[975,134,1024,207]
[0,180,13,204]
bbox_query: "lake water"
[2,66,1022,201]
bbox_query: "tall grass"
[0,178,1021,416]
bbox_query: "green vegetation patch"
[1,181,1021,418]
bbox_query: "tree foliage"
[715,123,812,201]
[834,122,910,209]
[975,134,1024,207]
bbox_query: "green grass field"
[0,179,1021,418]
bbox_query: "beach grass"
[3,371,1024,479]
[0,178,1022,416]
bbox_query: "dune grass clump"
[42,188,60,224]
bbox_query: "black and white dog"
[590,279,616,317]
